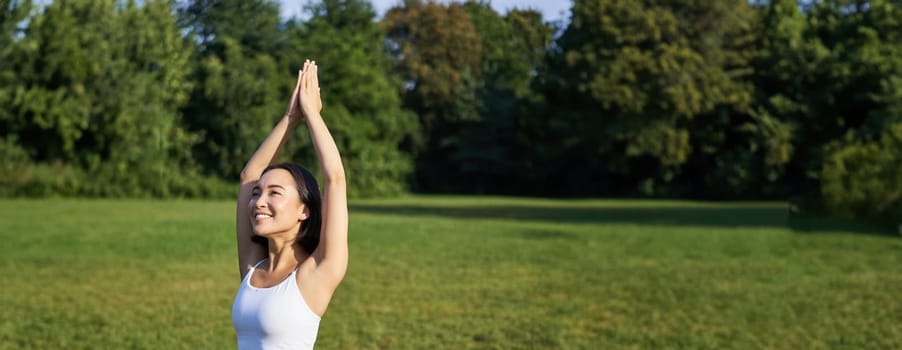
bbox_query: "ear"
[297,205,310,222]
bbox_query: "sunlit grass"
[0,197,899,349]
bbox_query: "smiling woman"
[249,163,323,261]
[231,60,348,350]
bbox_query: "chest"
[249,268,298,289]
[232,273,321,338]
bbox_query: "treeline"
[0,0,899,220]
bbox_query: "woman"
[231,60,348,350]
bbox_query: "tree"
[177,0,283,54]
[676,0,803,199]
[821,123,902,220]
[448,2,553,194]
[284,0,418,197]
[0,0,205,196]
[383,0,484,191]
[383,0,554,194]
[0,0,30,55]
[0,0,32,134]
[545,0,756,196]
[178,0,286,180]
[805,0,902,219]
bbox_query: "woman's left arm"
[299,60,348,288]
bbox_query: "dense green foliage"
[285,0,419,197]
[177,0,285,181]
[0,198,899,348]
[1,0,900,219]
[820,123,902,219]
[546,0,758,196]
[0,0,226,197]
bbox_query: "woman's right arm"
[236,71,304,279]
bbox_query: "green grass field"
[0,196,899,349]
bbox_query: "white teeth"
[255,214,272,219]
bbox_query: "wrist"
[283,113,299,125]
[302,111,322,120]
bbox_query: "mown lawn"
[0,197,899,349]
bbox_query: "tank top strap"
[251,259,267,270]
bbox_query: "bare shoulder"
[238,249,265,281]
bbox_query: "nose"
[252,195,266,208]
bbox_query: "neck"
[264,235,303,271]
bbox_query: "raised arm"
[235,70,304,279]
[299,60,348,287]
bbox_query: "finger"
[311,62,317,81]
[296,70,303,96]
[291,71,302,100]
[300,63,306,90]
[306,62,313,90]
[303,62,310,92]
[313,64,319,91]
[314,63,319,89]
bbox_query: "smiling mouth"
[254,214,273,221]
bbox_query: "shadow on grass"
[350,202,898,236]
[787,214,899,237]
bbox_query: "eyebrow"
[252,184,287,190]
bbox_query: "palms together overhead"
[298,60,322,119]
[284,60,322,122]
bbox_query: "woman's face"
[249,169,308,237]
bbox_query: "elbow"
[324,171,346,185]
[239,169,254,183]
[239,167,261,183]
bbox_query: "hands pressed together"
[285,59,322,123]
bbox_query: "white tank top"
[232,260,321,350]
